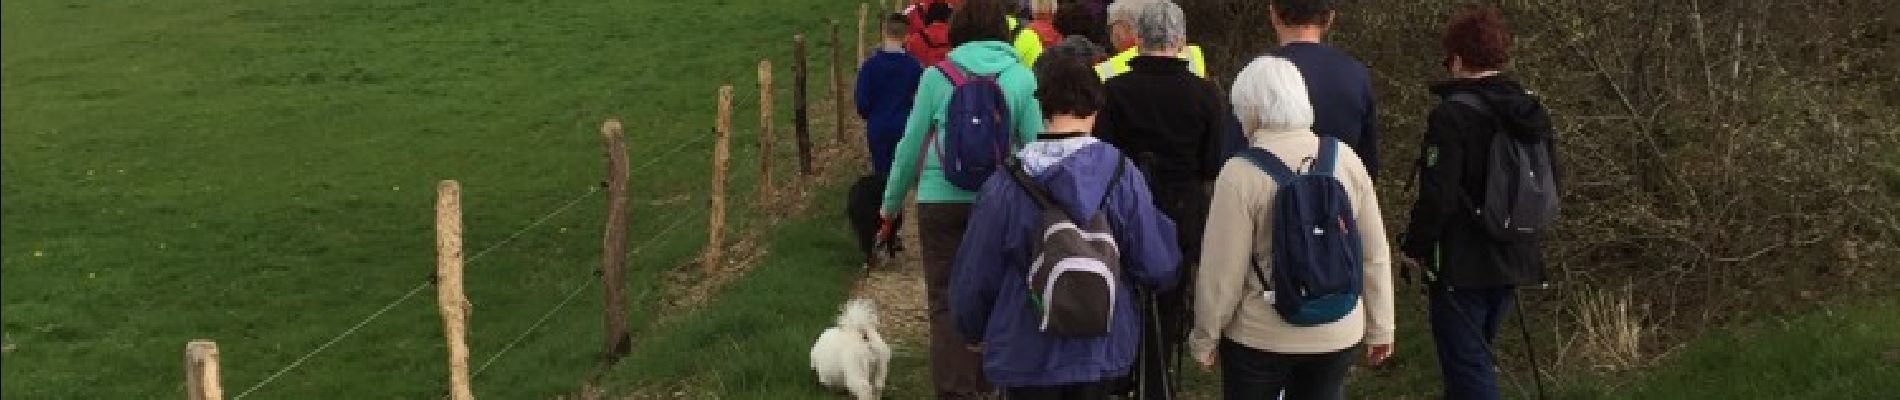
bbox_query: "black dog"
[846,175,901,268]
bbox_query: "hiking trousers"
[920,203,992,398]
[1217,339,1361,400]
[1428,284,1516,400]
[1003,379,1116,400]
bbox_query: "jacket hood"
[947,41,1026,75]
[1431,74,1554,140]
[1016,137,1124,222]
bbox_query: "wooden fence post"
[857,3,869,62]
[435,180,474,400]
[758,60,775,198]
[185,340,222,400]
[831,19,847,145]
[599,120,632,363]
[793,34,814,176]
[706,86,733,272]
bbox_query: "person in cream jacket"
[1188,55,1396,400]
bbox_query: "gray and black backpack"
[1003,157,1124,337]
[1447,92,1561,242]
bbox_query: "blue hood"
[949,139,1183,387]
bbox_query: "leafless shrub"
[1567,285,1649,372]
[1187,0,1898,372]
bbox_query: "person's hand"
[1366,343,1395,366]
[1196,350,1217,372]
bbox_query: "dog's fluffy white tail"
[837,298,878,332]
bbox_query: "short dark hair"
[1054,1,1108,48]
[1033,52,1104,118]
[949,0,1011,47]
[1443,5,1511,70]
[883,13,909,38]
[1272,0,1334,26]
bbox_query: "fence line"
[629,134,715,177]
[221,6,865,396]
[470,210,703,378]
[231,281,430,399]
[472,278,593,378]
[232,185,604,399]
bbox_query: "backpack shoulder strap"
[1097,157,1125,212]
[1004,157,1059,212]
[1445,92,1493,119]
[1235,147,1296,185]
[1314,137,1341,177]
[936,60,968,85]
[1446,92,1507,134]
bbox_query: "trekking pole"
[1517,290,1549,400]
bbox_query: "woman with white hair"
[1188,56,1396,400]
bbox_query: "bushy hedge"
[1185,0,1897,369]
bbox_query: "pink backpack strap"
[935,60,968,85]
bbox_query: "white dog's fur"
[810,298,891,399]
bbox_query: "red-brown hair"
[1442,5,1511,70]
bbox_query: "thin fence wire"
[470,278,594,378]
[630,134,715,177]
[469,210,703,378]
[232,185,603,399]
[233,87,743,397]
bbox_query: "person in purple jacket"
[949,48,1181,399]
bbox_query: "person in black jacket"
[1088,2,1225,398]
[1399,5,1560,400]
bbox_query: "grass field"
[1,0,860,397]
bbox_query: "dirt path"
[851,202,930,348]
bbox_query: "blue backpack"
[927,60,1015,191]
[1233,138,1363,326]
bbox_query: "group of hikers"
[852,0,1560,399]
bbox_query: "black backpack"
[1446,92,1560,242]
[1003,157,1124,337]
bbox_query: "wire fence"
[229,156,731,398]
[232,185,603,399]
[197,7,871,399]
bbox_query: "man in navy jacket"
[1266,0,1381,178]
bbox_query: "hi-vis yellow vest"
[1095,45,1208,80]
[1007,17,1045,68]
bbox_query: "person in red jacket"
[905,0,956,66]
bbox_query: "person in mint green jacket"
[877,0,1042,397]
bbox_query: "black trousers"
[1217,339,1361,400]
[1131,183,1209,400]
[1004,379,1116,400]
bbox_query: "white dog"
[809,298,890,399]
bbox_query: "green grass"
[1174,291,1900,399]
[1583,296,1900,399]
[600,186,860,398]
[597,183,942,399]
[1,0,857,397]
